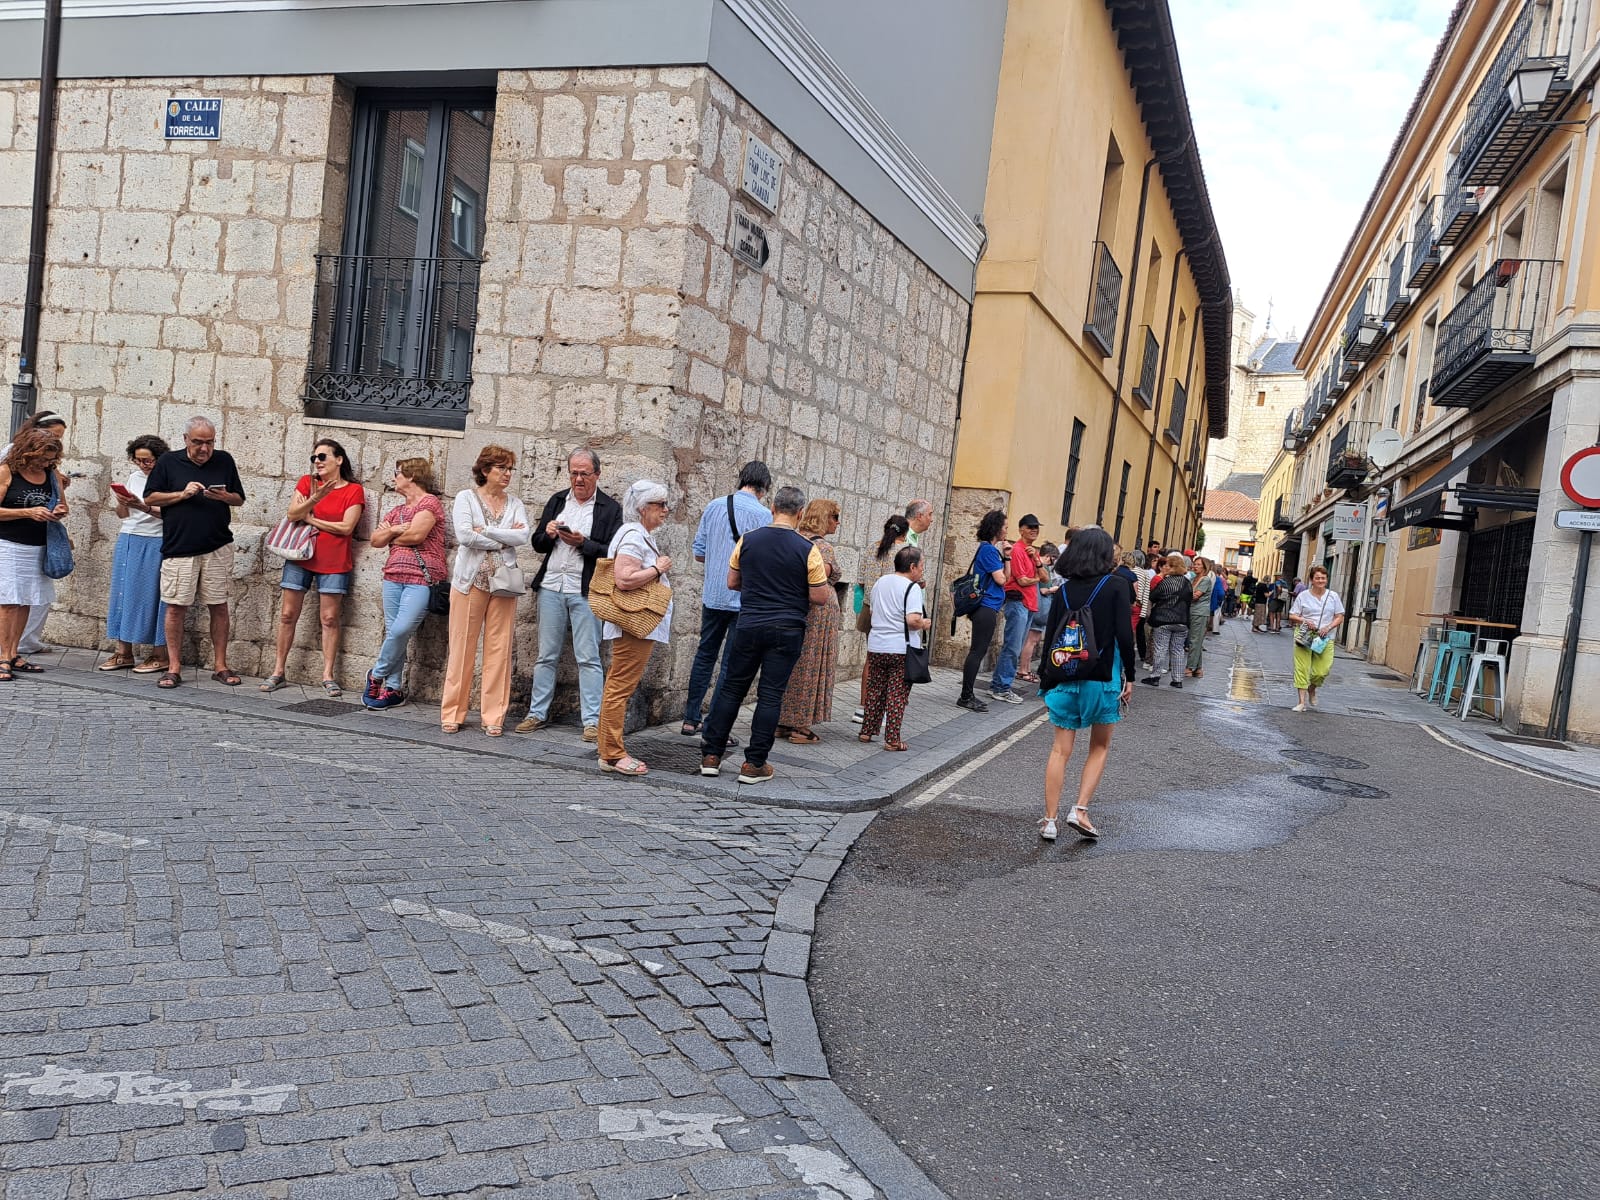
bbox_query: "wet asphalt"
[810,681,1599,1199]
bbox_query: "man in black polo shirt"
[700,485,832,785]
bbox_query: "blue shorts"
[1030,607,1048,631]
[280,562,351,594]
[1041,647,1124,730]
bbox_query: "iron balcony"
[1271,495,1295,532]
[1437,160,1479,248]
[1325,422,1371,491]
[1431,258,1559,409]
[1408,199,1441,289]
[1383,250,1412,322]
[1459,0,1570,189]
[1084,241,1123,358]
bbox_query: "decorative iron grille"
[1165,380,1186,444]
[1133,326,1159,406]
[1083,241,1123,357]
[1431,258,1559,399]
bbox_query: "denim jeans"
[684,605,738,725]
[991,598,1031,691]
[701,623,806,767]
[373,580,431,689]
[527,587,604,726]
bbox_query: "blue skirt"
[105,533,166,646]
[1042,646,1124,730]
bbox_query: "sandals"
[211,670,242,686]
[98,654,135,672]
[600,755,649,776]
[787,729,820,744]
[484,725,503,738]
[132,655,168,674]
[9,659,43,673]
[857,733,874,744]
[157,672,181,689]
[321,679,342,698]
[680,721,701,736]
[1064,805,1099,839]
[0,661,12,682]
[883,740,909,752]
[259,675,287,693]
[441,722,462,734]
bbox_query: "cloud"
[1169,0,1458,339]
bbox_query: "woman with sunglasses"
[99,434,172,674]
[261,439,365,695]
[0,430,69,680]
[363,457,445,710]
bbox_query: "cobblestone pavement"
[0,682,911,1199]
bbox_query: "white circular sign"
[1367,429,1403,469]
[1561,447,1600,508]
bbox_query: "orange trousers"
[440,585,517,729]
[597,633,656,762]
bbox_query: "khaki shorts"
[160,544,234,607]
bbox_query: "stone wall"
[0,67,969,723]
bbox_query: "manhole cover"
[279,698,364,717]
[1288,775,1389,799]
[1281,749,1369,770]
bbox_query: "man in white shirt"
[516,448,623,741]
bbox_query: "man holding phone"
[141,416,246,689]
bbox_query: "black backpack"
[1038,575,1110,690]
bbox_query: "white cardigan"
[450,489,531,593]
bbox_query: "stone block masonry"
[0,67,968,721]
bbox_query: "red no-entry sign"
[1560,447,1600,508]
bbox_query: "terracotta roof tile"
[1202,490,1260,523]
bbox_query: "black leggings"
[962,606,999,697]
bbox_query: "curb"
[759,810,952,1200]
[1420,720,1600,794]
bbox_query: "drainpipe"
[11,0,63,437]
[1095,157,1157,525]
[1134,248,1186,545]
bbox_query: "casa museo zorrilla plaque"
[740,134,783,213]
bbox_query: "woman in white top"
[1288,565,1345,712]
[100,435,171,673]
[440,445,530,737]
[596,480,674,776]
[858,544,931,751]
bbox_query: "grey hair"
[1122,550,1144,568]
[905,499,932,521]
[773,485,806,516]
[621,479,669,524]
[568,447,600,473]
[184,415,216,436]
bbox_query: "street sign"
[1556,509,1600,530]
[164,98,221,140]
[731,211,770,272]
[1559,446,1600,508]
[740,135,782,213]
[1326,502,1367,541]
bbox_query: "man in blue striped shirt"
[681,462,773,736]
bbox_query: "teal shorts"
[1041,647,1124,730]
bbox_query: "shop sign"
[740,134,783,213]
[1326,502,1367,542]
[164,98,221,140]
[731,211,770,272]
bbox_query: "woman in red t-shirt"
[260,439,365,695]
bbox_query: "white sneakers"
[1291,703,1307,713]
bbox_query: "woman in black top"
[0,430,69,680]
[1036,527,1134,841]
[1143,553,1195,687]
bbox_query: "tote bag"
[264,517,317,562]
[42,474,73,579]
[902,581,931,685]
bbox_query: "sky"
[1168,0,1460,345]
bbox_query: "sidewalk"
[23,645,1044,811]
[1195,616,1600,792]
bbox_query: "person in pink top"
[364,457,447,710]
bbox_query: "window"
[1113,461,1131,544]
[1061,419,1087,526]
[450,182,479,256]
[1256,390,1266,407]
[397,139,424,218]
[1150,490,1161,544]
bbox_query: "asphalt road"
[810,686,1600,1199]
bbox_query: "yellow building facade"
[1284,0,1600,741]
[948,0,1231,581]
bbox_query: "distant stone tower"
[1209,295,1306,497]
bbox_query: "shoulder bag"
[589,529,672,639]
[407,548,452,616]
[469,491,525,597]
[264,516,317,562]
[726,493,740,541]
[902,581,931,685]
[950,548,985,618]
[42,474,74,580]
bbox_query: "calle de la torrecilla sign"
[164,98,222,140]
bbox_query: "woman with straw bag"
[592,480,673,776]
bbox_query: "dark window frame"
[1113,461,1131,544]
[1061,419,1087,526]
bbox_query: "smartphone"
[109,483,136,500]
[205,483,228,493]
[555,522,571,532]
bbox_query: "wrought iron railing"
[1165,380,1186,444]
[1432,258,1560,397]
[1409,198,1440,287]
[1343,281,1383,362]
[1384,250,1411,320]
[1438,159,1479,247]
[304,254,481,429]
[1083,241,1123,357]
[1326,420,1377,488]
[1460,2,1537,183]
[1133,326,1159,406]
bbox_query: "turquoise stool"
[1428,630,1474,705]
[1412,624,1446,694]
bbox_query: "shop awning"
[1390,403,1550,530]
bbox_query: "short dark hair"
[1059,526,1116,579]
[738,461,772,493]
[472,444,516,485]
[773,485,806,516]
[314,438,356,482]
[976,510,1006,543]
[893,545,923,573]
[126,434,170,461]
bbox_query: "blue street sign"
[164,98,221,140]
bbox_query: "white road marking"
[565,803,793,854]
[1419,724,1600,794]
[0,1065,294,1114]
[902,711,1049,809]
[387,900,631,968]
[0,811,148,848]
[212,741,384,775]
[763,1144,874,1200]
[597,1107,741,1148]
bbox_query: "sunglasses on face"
[311,453,332,463]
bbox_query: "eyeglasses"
[188,438,214,447]
[569,470,595,480]
[310,453,331,463]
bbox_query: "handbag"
[42,474,73,580]
[468,490,526,597]
[1295,594,1331,649]
[855,596,873,634]
[409,548,452,616]
[902,580,931,685]
[950,549,984,618]
[588,532,672,639]
[264,516,316,562]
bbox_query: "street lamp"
[1351,319,1382,353]
[1507,61,1559,112]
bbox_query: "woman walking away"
[101,435,171,674]
[859,545,930,751]
[364,457,446,710]
[957,510,1010,712]
[1186,555,1216,678]
[0,430,69,680]
[441,445,529,736]
[261,439,365,695]
[1289,565,1344,712]
[596,480,674,775]
[777,498,842,743]
[1143,553,1194,688]
[853,513,908,724]
[1037,527,1134,841]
